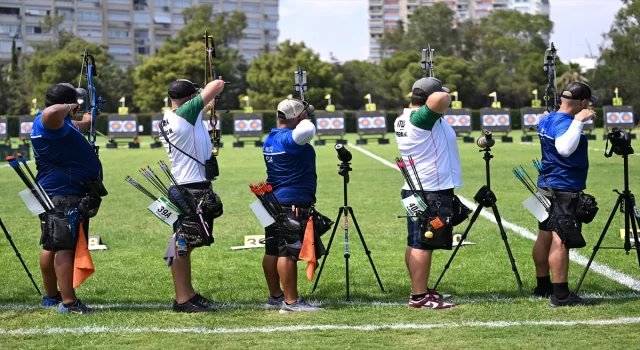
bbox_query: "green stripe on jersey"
[175,94,204,125]
[410,105,443,131]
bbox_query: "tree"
[403,4,458,56]
[134,5,248,112]
[245,40,342,110]
[339,60,384,110]
[379,20,406,52]
[6,39,30,115]
[559,62,589,87]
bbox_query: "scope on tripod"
[477,131,495,148]
[605,127,634,157]
[335,144,352,163]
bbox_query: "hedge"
[1,107,607,138]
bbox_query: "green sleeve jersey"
[174,94,204,125]
[409,105,443,131]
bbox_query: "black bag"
[312,211,334,237]
[78,192,102,218]
[553,213,586,248]
[451,195,472,226]
[575,192,598,224]
[174,214,213,247]
[417,193,454,249]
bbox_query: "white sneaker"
[264,294,284,309]
[279,297,323,314]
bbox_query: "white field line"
[2,292,640,312]
[348,144,640,291]
[3,317,640,335]
[517,142,640,156]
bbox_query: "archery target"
[331,118,344,129]
[235,120,249,131]
[248,119,262,131]
[0,122,6,135]
[372,116,386,129]
[358,117,372,129]
[458,115,470,126]
[109,121,123,132]
[123,120,136,132]
[445,115,458,126]
[21,122,33,134]
[607,112,620,124]
[496,114,509,126]
[621,112,633,123]
[482,115,497,126]
[152,120,161,133]
[317,118,331,130]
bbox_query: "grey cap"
[277,98,313,119]
[412,77,449,96]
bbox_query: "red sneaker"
[408,295,456,309]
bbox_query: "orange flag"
[299,216,316,281]
[73,224,95,288]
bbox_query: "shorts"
[40,195,89,252]
[402,189,454,251]
[264,202,312,257]
[537,188,581,232]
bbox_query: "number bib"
[402,195,428,222]
[147,196,182,226]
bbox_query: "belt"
[538,188,579,199]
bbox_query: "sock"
[271,294,284,299]
[411,293,428,301]
[536,276,553,290]
[62,300,76,308]
[553,282,570,299]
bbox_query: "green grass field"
[1,130,640,349]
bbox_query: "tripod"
[432,146,525,297]
[575,153,640,294]
[0,217,41,295]
[312,160,385,301]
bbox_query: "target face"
[0,123,6,135]
[607,112,620,124]
[372,116,386,128]
[317,118,331,130]
[109,121,123,132]
[152,120,161,132]
[445,115,458,126]
[123,120,136,132]
[524,114,538,126]
[496,114,510,126]
[621,112,633,122]
[235,120,248,131]
[458,115,471,126]
[235,119,261,132]
[331,118,344,129]
[358,117,372,129]
[20,122,33,134]
[249,119,262,131]
[482,115,497,126]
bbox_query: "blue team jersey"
[263,128,316,203]
[537,112,589,191]
[31,111,102,197]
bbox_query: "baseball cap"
[45,83,86,107]
[561,82,598,103]
[277,98,313,119]
[412,77,449,97]
[168,79,202,99]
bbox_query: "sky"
[278,0,624,63]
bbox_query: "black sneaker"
[532,287,554,298]
[172,296,216,313]
[193,293,217,309]
[550,293,599,308]
[58,299,94,314]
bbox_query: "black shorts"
[537,189,581,232]
[264,202,312,257]
[40,195,89,252]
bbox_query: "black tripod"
[432,141,525,296]
[312,146,385,301]
[575,152,640,294]
[1,217,41,295]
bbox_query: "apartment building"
[0,0,279,69]
[369,0,550,62]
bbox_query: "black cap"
[45,83,83,107]
[168,79,201,99]
[561,82,598,103]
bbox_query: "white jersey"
[394,106,462,191]
[160,95,212,185]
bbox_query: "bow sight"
[544,43,559,112]
[78,49,109,155]
[421,45,434,78]
[294,66,308,101]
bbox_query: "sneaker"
[58,299,94,314]
[279,297,323,314]
[550,293,599,308]
[265,294,284,309]
[408,295,456,309]
[41,292,62,308]
[428,288,452,300]
[172,296,217,313]
[532,287,554,298]
[193,293,216,309]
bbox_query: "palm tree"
[560,62,589,86]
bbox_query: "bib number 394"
[147,197,182,226]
